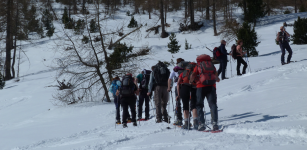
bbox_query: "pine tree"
[127,16,138,28]
[0,73,5,89]
[82,35,89,44]
[90,19,98,33]
[42,9,53,30]
[74,19,85,34]
[46,23,55,38]
[292,17,307,44]
[185,39,190,50]
[62,7,69,24]
[236,22,260,57]
[299,5,306,12]
[245,0,266,26]
[62,7,74,29]
[167,33,181,54]
[27,5,40,32]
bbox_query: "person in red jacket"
[190,55,220,131]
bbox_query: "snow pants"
[154,86,169,120]
[237,56,248,74]
[280,42,292,63]
[121,96,136,124]
[175,86,183,120]
[180,85,197,111]
[218,59,228,79]
[138,91,150,119]
[196,86,218,126]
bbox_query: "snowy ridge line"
[219,62,307,101]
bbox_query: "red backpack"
[181,62,198,87]
[213,47,221,59]
[196,54,216,86]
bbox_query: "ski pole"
[171,90,175,122]
[115,95,119,129]
[230,55,233,77]
[167,93,171,129]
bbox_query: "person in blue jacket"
[218,40,231,80]
[109,76,130,124]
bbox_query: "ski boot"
[182,121,192,129]
[123,123,128,128]
[213,125,219,131]
[116,120,121,124]
[133,122,137,126]
[156,118,162,123]
[198,123,206,131]
[173,119,183,126]
[127,117,132,123]
[193,119,199,130]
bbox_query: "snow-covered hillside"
[0,4,307,150]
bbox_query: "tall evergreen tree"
[292,17,307,44]
[167,33,181,54]
[245,0,266,27]
[89,19,98,33]
[26,5,40,33]
[236,22,260,57]
[42,9,54,30]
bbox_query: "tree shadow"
[220,112,288,127]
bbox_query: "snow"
[0,4,307,150]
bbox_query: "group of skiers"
[109,32,293,130]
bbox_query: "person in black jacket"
[218,40,231,80]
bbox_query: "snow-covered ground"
[0,5,307,150]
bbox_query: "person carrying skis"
[136,69,151,120]
[116,73,139,128]
[176,62,198,129]
[236,40,248,76]
[148,62,171,123]
[109,76,122,124]
[276,26,293,65]
[167,59,185,126]
[218,40,231,80]
[190,54,220,131]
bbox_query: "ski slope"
[0,6,307,150]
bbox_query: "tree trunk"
[206,0,210,20]
[213,0,217,36]
[295,0,297,13]
[12,2,19,79]
[82,0,86,14]
[185,0,188,19]
[243,0,247,20]
[96,2,112,102]
[160,0,167,38]
[5,0,12,80]
[189,0,195,29]
[164,2,167,23]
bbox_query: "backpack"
[177,61,190,75]
[120,75,135,97]
[140,70,152,89]
[213,47,221,59]
[111,80,119,96]
[196,54,216,86]
[276,32,290,44]
[154,62,170,86]
[181,62,198,88]
[231,44,237,60]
